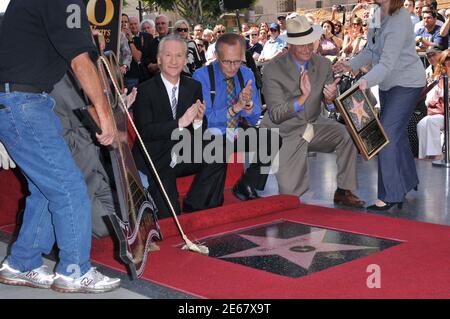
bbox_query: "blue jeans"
[378,86,422,202]
[0,89,92,276]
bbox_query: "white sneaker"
[0,261,54,289]
[51,267,121,293]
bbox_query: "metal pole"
[136,1,143,22]
[433,74,450,167]
[236,9,241,33]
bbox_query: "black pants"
[146,161,226,219]
[211,127,281,191]
[146,127,281,218]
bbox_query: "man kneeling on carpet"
[259,13,365,208]
[132,34,226,218]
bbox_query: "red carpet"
[2,169,450,298]
[0,169,26,228]
[88,200,450,299]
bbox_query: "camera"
[334,4,346,13]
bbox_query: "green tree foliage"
[142,0,255,27]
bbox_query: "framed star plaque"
[335,83,389,160]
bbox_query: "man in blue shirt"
[193,33,280,201]
[415,11,446,51]
[258,23,286,63]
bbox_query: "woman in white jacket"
[417,49,450,159]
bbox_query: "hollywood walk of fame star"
[349,96,370,127]
[219,230,377,270]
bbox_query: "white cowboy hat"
[285,13,323,45]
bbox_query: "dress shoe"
[333,189,365,208]
[366,201,403,211]
[232,180,259,201]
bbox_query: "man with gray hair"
[123,16,153,88]
[193,33,280,201]
[132,35,226,218]
[141,19,155,37]
[148,14,170,77]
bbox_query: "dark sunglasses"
[177,28,188,32]
[269,28,278,32]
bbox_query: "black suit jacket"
[127,32,153,80]
[132,73,206,176]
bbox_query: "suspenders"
[207,64,244,107]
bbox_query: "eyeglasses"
[177,28,188,32]
[269,28,278,32]
[352,23,361,26]
[220,60,242,66]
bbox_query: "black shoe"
[366,202,403,211]
[232,180,259,201]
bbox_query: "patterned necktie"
[225,78,239,142]
[171,86,177,119]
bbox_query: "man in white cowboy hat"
[260,13,365,207]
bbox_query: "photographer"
[331,4,347,23]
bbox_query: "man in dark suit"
[132,34,226,218]
[123,16,153,90]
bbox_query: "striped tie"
[225,78,239,142]
[171,86,177,119]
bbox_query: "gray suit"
[260,53,358,196]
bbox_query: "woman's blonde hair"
[434,49,450,78]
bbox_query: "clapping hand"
[237,80,254,113]
[125,87,138,109]
[300,71,311,100]
[194,99,205,122]
[178,103,199,128]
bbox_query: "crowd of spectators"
[118,0,450,161]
